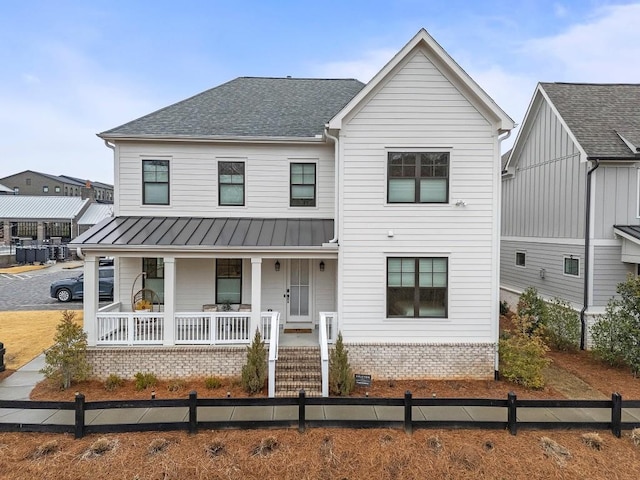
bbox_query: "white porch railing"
[96,310,279,346]
[266,312,281,398]
[319,312,337,397]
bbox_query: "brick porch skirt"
[87,343,496,380]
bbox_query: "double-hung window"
[387,257,448,318]
[142,160,170,205]
[216,259,242,304]
[143,258,165,303]
[219,161,245,206]
[290,163,316,207]
[564,256,579,276]
[388,152,449,203]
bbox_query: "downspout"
[495,128,512,380]
[324,128,339,243]
[580,159,600,350]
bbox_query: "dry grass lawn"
[0,265,48,274]
[0,310,82,369]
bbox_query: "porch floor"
[279,330,318,347]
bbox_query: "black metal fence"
[1,392,639,439]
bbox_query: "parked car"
[50,266,114,302]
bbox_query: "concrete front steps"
[275,346,322,397]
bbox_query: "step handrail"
[319,312,333,397]
[267,312,280,398]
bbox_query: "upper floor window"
[388,152,449,203]
[564,256,579,277]
[216,259,242,304]
[387,257,448,318]
[26,178,31,186]
[290,163,316,207]
[218,161,245,206]
[515,251,526,267]
[43,186,49,193]
[143,160,169,205]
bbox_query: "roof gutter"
[580,158,600,350]
[324,127,339,243]
[97,133,324,145]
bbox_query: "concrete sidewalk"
[1,357,640,430]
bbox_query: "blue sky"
[1,0,640,184]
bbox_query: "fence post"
[188,391,198,434]
[611,392,622,438]
[507,392,517,435]
[74,393,85,439]
[0,342,5,372]
[298,389,306,433]
[404,391,413,435]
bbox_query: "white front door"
[287,259,312,323]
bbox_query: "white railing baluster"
[267,311,280,398]
[318,312,337,397]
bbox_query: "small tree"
[241,328,267,394]
[41,310,91,390]
[499,312,550,389]
[329,332,355,396]
[517,287,548,333]
[545,298,580,351]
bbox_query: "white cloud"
[553,3,569,18]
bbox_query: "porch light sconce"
[319,261,325,272]
[275,260,280,272]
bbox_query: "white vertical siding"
[338,49,499,343]
[501,100,585,239]
[117,142,334,218]
[593,166,639,240]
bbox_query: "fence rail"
[1,392,640,439]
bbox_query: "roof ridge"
[542,81,640,87]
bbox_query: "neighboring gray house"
[501,82,640,347]
[0,170,113,202]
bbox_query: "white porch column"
[163,257,176,346]
[83,256,99,346]
[251,257,262,338]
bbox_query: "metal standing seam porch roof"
[71,217,335,249]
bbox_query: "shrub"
[499,300,510,316]
[104,373,124,391]
[329,332,355,396]
[167,379,185,392]
[517,287,548,332]
[591,274,640,375]
[499,313,550,389]
[545,297,580,351]
[204,376,222,389]
[134,372,158,391]
[241,328,267,394]
[40,310,91,390]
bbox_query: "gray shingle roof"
[71,216,334,248]
[541,83,640,158]
[100,77,366,139]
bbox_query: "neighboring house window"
[515,252,526,267]
[216,259,242,304]
[564,256,579,276]
[13,187,19,194]
[388,152,449,203]
[387,257,447,318]
[26,178,31,185]
[143,258,164,303]
[218,161,245,206]
[55,186,61,193]
[142,160,170,205]
[43,186,48,193]
[290,163,316,207]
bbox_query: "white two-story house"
[72,29,514,395]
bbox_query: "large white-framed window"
[515,251,526,267]
[142,159,170,205]
[387,152,449,203]
[216,259,243,304]
[143,258,165,303]
[218,161,245,206]
[387,257,448,318]
[563,255,580,277]
[290,162,316,207]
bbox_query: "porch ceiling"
[71,216,335,249]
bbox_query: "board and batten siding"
[501,100,585,239]
[500,240,584,306]
[337,48,499,343]
[115,142,334,218]
[593,165,640,240]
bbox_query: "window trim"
[218,161,245,206]
[386,256,448,319]
[563,255,580,277]
[216,258,243,304]
[142,159,170,206]
[142,258,165,304]
[290,162,317,207]
[515,251,526,268]
[387,151,450,204]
